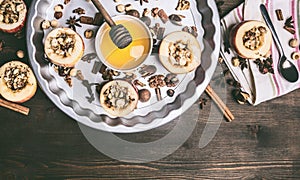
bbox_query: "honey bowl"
[95,15,153,71]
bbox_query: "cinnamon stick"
[205,85,234,122]
[0,98,30,115]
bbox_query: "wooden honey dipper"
[91,0,132,49]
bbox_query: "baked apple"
[100,80,138,117]
[230,20,272,59]
[159,31,201,74]
[0,61,37,103]
[44,28,84,67]
[0,0,27,33]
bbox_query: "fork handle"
[91,0,116,27]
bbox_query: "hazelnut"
[54,4,64,12]
[69,68,78,77]
[16,50,24,59]
[50,20,59,27]
[84,29,94,39]
[232,57,240,67]
[291,52,300,60]
[116,4,125,13]
[54,12,63,19]
[289,38,299,48]
[114,0,121,2]
[41,20,51,29]
[124,4,133,12]
[143,8,151,17]
[167,89,175,97]
[126,9,140,18]
[138,89,151,102]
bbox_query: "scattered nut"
[139,65,157,77]
[69,68,78,77]
[64,0,71,5]
[114,0,121,2]
[291,52,300,60]
[84,29,94,39]
[73,7,86,15]
[16,50,24,59]
[116,4,125,13]
[126,9,140,18]
[134,79,146,87]
[169,14,183,26]
[175,0,190,10]
[138,89,151,102]
[167,89,175,97]
[158,9,168,23]
[50,20,59,27]
[151,7,159,18]
[165,74,179,87]
[289,38,299,48]
[275,9,284,21]
[232,57,240,67]
[54,4,64,12]
[143,8,151,16]
[54,12,63,19]
[125,4,133,12]
[41,20,51,29]
[148,75,166,88]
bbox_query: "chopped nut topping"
[103,82,135,109]
[0,0,25,24]
[48,30,76,58]
[2,63,29,91]
[168,40,192,67]
[243,26,267,50]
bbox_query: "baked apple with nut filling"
[0,61,37,103]
[44,28,84,67]
[159,31,201,74]
[100,80,138,117]
[0,0,27,33]
[230,20,272,59]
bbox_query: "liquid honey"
[99,19,151,70]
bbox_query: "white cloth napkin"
[220,0,300,105]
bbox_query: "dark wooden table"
[1,0,299,179]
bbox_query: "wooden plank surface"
[0,0,300,179]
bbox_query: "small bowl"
[95,15,153,72]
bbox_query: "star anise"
[238,56,248,70]
[216,1,224,15]
[253,56,274,74]
[198,98,207,109]
[284,16,294,28]
[66,16,82,31]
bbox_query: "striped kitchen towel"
[220,0,300,105]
